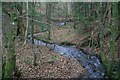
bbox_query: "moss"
[51,54,58,58]
[79,40,100,48]
[3,39,16,78]
[59,41,75,46]
[79,41,89,47]
[3,60,15,78]
[46,59,56,63]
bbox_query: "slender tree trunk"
[72,2,78,28]
[104,3,118,78]
[0,2,2,79]
[72,2,77,18]
[23,1,29,46]
[118,2,120,31]
[46,2,52,23]
[68,1,72,16]
[15,3,25,36]
[117,2,120,44]
[31,2,37,66]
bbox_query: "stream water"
[28,35,105,78]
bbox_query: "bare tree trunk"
[15,3,25,36]
[72,2,77,18]
[68,1,72,16]
[46,2,52,23]
[0,2,2,79]
[31,2,37,66]
[118,2,120,31]
[23,0,29,46]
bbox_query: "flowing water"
[28,35,105,78]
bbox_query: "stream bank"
[28,34,105,78]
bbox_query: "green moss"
[3,60,15,78]
[79,40,99,48]
[59,41,75,46]
[47,60,55,63]
[23,59,32,65]
[111,60,120,78]
[67,32,71,36]
[3,30,15,78]
[79,41,89,47]
[51,54,58,58]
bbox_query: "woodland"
[0,2,120,79]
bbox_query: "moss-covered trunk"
[3,27,16,78]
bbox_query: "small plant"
[23,59,32,65]
[46,59,56,63]
[46,54,59,63]
[51,54,58,58]
[67,32,71,36]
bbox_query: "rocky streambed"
[28,34,104,78]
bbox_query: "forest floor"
[3,13,119,78]
[14,23,102,78]
[15,39,86,78]
[14,30,120,78]
[14,23,100,78]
